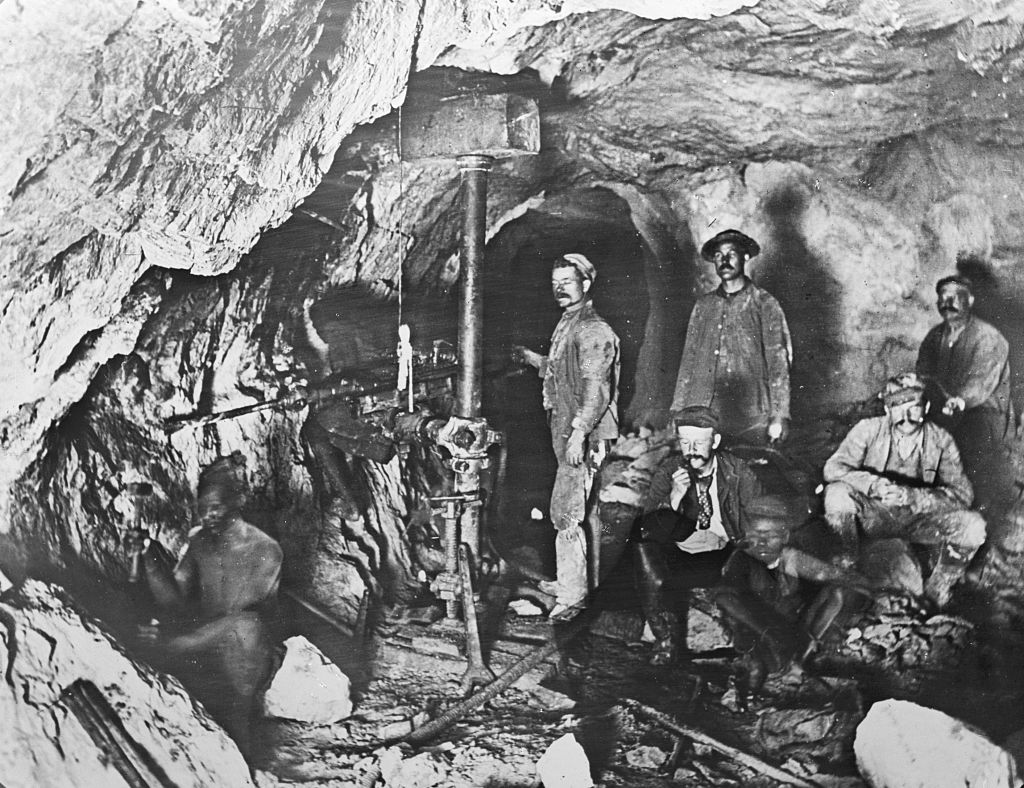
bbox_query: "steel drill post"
[455,154,492,419]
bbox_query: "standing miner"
[671,229,792,445]
[916,274,1015,514]
[514,253,621,620]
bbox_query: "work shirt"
[916,315,1014,440]
[540,300,620,442]
[671,280,792,437]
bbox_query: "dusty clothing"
[538,299,619,607]
[823,417,972,507]
[916,315,1013,438]
[718,551,804,622]
[823,416,985,606]
[916,315,1015,513]
[671,281,792,440]
[540,300,620,530]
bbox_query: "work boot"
[924,544,969,609]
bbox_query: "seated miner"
[713,494,870,694]
[513,253,621,621]
[129,459,283,759]
[300,291,397,519]
[670,229,792,445]
[916,273,1015,515]
[822,372,986,609]
[633,405,763,666]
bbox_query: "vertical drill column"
[455,153,492,420]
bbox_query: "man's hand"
[869,477,908,506]
[767,417,790,444]
[565,429,586,467]
[670,466,692,502]
[511,345,543,370]
[942,396,966,417]
[135,619,161,645]
[124,529,149,555]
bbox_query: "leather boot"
[924,544,969,609]
[635,542,678,665]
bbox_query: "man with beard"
[671,229,792,445]
[633,405,763,665]
[130,458,283,759]
[514,253,621,620]
[916,274,1014,515]
[822,373,986,609]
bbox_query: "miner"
[514,253,621,620]
[130,458,283,759]
[633,405,763,665]
[916,274,1014,514]
[671,229,792,445]
[713,494,869,694]
[822,372,986,609]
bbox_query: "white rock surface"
[854,699,1018,788]
[0,580,251,788]
[537,733,594,788]
[261,635,353,724]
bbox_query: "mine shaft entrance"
[482,188,648,579]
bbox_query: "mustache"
[939,304,959,312]
[685,453,710,464]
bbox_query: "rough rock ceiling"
[2,0,1024,528]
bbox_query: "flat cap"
[672,405,720,431]
[700,229,760,262]
[556,253,597,283]
[743,494,796,523]
[935,274,973,295]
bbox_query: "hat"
[556,253,597,283]
[743,494,796,524]
[881,372,926,407]
[700,229,760,262]
[672,405,720,431]
[935,274,973,295]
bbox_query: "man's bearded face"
[551,265,589,310]
[887,394,927,434]
[937,283,973,323]
[676,425,719,471]
[710,241,747,283]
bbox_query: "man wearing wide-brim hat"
[671,229,792,446]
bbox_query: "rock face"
[0,580,251,788]
[262,636,353,724]
[855,699,1019,788]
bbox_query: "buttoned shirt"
[671,279,792,437]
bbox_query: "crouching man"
[130,458,283,759]
[713,495,869,695]
[822,373,986,609]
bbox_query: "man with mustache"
[822,373,986,609]
[514,253,621,620]
[633,405,763,665]
[916,274,1014,515]
[671,229,792,445]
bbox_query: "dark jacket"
[641,449,763,542]
[822,416,973,507]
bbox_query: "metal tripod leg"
[459,543,494,693]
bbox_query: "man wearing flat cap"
[916,274,1014,514]
[633,405,764,665]
[822,372,986,609]
[671,229,792,445]
[514,253,621,620]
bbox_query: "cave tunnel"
[6,1,1024,786]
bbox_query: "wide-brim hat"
[700,229,760,262]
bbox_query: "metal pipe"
[455,153,493,419]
